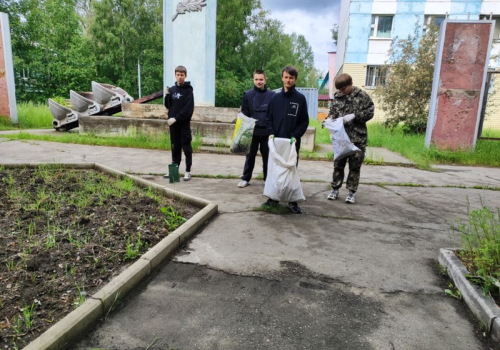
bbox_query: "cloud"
[259,1,340,72]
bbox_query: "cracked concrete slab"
[1,140,498,349]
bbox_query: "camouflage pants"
[331,145,365,192]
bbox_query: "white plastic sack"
[323,117,360,161]
[230,113,256,154]
[263,138,306,203]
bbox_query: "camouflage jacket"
[327,87,374,145]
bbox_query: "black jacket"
[266,86,309,143]
[164,81,194,124]
[241,85,275,136]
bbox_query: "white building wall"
[335,0,351,76]
[424,1,452,15]
[372,0,398,15]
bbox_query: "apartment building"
[335,0,500,128]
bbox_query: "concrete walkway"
[1,139,499,350]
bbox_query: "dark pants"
[242,134,269,182]
[170,124,192,172]
[331,145,365,192]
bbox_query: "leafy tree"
[2,0,97,102]
[216,5,319,106]
[89,0,163,96]
[374,23,439,133]
[331,24,338,45]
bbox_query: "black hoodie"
[241,85,275,136]
[266,86,309,144]
[164,81,194,124]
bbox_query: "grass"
[0,102,53,130]
[366,123,500,169]
[2,131,174,150]
[452,204,500,299]
[481,128,500,138]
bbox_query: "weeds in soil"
[161,205,187,231]
[0,166,192,347]
[445,283,462,300]
[452,202,500,298]
[124,233,146,261]
[22,302,36,330]
[74,283,86,308]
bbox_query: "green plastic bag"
[230,113,256,154]
[168,163,180,183]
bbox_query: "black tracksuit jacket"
[241,85,275,136]
[266,86,309,149]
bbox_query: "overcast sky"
[259,0,340,75]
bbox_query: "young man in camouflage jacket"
[326,73,374,204]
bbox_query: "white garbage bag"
[263,137,305,203]
[230,113,256,154]
[323,117,361,161]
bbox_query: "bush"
[454,204,500,297]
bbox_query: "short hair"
[281,65,299,78]
[253,69,266,77]
[175,65,187,75]
[335,73,353,90]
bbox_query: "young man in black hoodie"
[163,65,195,181]
[237,69,276,188]
[265,65,310,214]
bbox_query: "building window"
[423,15,445,34]
[370,15,393,38]
[365,65,388,88]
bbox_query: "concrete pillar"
[163,0,216,107]
[426,20,494,150]
[0,12,17,123]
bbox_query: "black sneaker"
[288,202,302,214]
[163,173,169,179]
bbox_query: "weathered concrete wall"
[0,12,17,122]
[122,104,238,124]
[79,115,316,152]
[428,21,493,150]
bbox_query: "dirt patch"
[0,165,198,349]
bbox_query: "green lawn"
[366,123,500,169]
[0,102,53,130]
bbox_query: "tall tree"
[88,0,162,97]
[2,0,97,102]
[374,24,439,133]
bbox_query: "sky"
[259,0,340,75]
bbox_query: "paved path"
[1,139,499,350]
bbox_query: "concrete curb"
[438,248,500,342]
[10,163,218,350]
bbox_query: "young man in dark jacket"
[265,65,310,214]
[164,65,195,181]
[326,73,374,204]
[237,69,276,188]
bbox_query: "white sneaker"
[183,172,191,181]
[345,191,356,204]
[237,180,249,188]
[327,189,339,200]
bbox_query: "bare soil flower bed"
[0,165,197,349]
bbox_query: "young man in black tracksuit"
[164,65,194,181]
[237,69,276,188]
[265,65,310,214]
